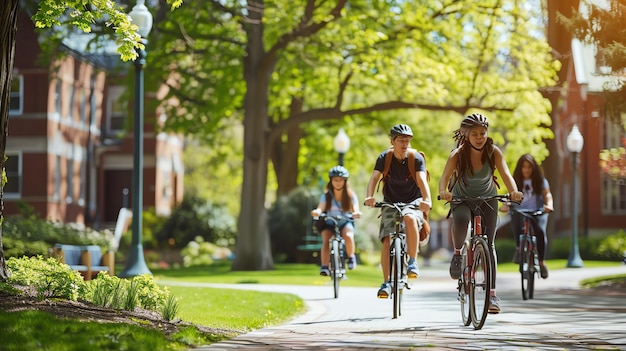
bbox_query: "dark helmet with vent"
[389,124,413,138]
[460,113,489,130]
[328,165,349,179]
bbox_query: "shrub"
[598,230,626,261]
[268,187,320,263]
[3,204,114,258]
[181,236,216,267]
[156,195,236,249]
[6,256,86,301]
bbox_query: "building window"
[106,86,127,134]
[4,154,21,197]
[9,75,23,115]
[601,118,626,214]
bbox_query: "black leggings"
[451,199,499,288]
[511,213,548,261]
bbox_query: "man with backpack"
[364,124,432,299]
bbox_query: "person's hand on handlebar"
[311,208,322,218]
[363,196,376,207]
[510,191,523,203]
[438,190,452,201]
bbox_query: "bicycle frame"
[374,201,417,319]
[315,213,351,298]
[444,194,510,330]
[510,207,543,300]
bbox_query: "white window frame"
[601,117,626,215]
[4,153,22,198]
[106,86,127,134]
[9,75,23,115]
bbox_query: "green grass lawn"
[2,259,622,350]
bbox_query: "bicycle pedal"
[407,272,418,279]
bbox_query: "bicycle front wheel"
[469,237,492,330]
[331,239,340,299]
[391,237,402,319]
[520,236,534,300]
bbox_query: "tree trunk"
[0,0,20,281]
[273,125,302,197]
[232,0,274,271]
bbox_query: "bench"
[52,244,114,280]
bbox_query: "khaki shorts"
[378,205,425,242]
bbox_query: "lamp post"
[333,128,350,166]
[566,124,584,268]
[120,0,153,278]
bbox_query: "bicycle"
[509,207,544,300]
[440,194,511,330]
[313,213,352,298]
[373,201,417,319]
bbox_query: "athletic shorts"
[378,204,424,242]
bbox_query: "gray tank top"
[452,162,497,198]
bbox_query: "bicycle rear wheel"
[520,236,534,300]
[469,237,492,330]
[331,239,340,299]
[391,237,402,319]
[459,242,471,326]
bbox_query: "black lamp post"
[333,128,350,166]
[120,0,153,278]
[566,124,584,268]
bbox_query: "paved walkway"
[185,263,626,350]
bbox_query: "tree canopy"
[146,0,560,270]
[558,0,626,123]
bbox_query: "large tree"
[0,0,180,281]
[148,0,559,270]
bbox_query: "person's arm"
[349,190,362,218]
[542,178,554,213]
[416,171,431,215]
[311,194,325,217]
[438,149,459,201]
[364,170,382,207]
[493,146,523,202]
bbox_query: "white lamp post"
[120,0,153,278]
[566,124,584,268]
[333,128,350,166]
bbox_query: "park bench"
[52,244,114,280]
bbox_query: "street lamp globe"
[129,0,153,38]
[566,124,584,153]
[333,128,350,166]
[333,128,350,154]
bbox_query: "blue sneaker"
[407,260,420,279]
[347,255,357,270]
[377,282,390,299]
[319,266,330,276]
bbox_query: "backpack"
[378,147,431,242]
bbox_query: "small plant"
[161,294,180,321]
[123,279,140,311]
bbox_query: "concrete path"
[184,263,626,350]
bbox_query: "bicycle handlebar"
[437,194,516,205]
[312,212,354,222]
[508,207,544,217]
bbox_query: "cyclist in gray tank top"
[439,113,523,314]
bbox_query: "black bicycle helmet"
[389,124,413,138]
[328,165,349,179]
[460,113,489,129]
